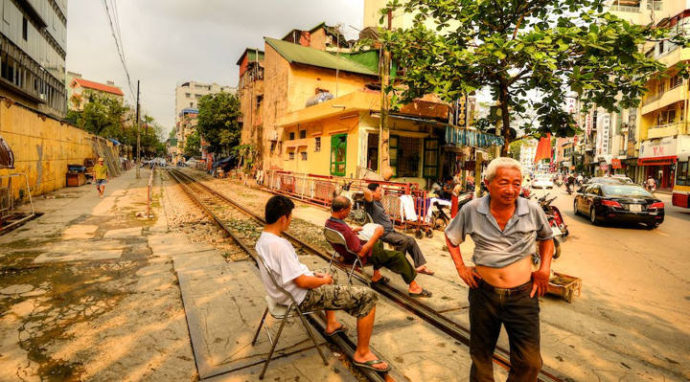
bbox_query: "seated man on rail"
[325,196,432,298]
[256,195,390,372]
[363,183,435,275]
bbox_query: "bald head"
[332,196,351,212]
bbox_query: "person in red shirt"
[326,196,431,297]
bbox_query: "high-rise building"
[0,0,67,117]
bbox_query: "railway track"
[167,168,565,382]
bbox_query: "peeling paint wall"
[0,98,112,201]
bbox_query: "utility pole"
[135,80,141,179]
[379,9,392,176]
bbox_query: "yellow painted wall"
[0,98,112,200]
[281,113,361,177]
[287,65,373,113]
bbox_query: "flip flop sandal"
[353,358,391,372]
[325,325,348,337]
[409,289,433,298]
[417,268,435,276]
[370,276,390,286]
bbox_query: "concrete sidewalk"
[0,168,199,381]
[0,168,358,381]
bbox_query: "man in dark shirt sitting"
[325,196,431,297]
[363,183,434,275]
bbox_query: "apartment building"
[608,0,690,189]
[0,0,67,117]
[174,81,234,125]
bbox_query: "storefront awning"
[637,156,677,166]
[444,126,504,149]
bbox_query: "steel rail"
[171,169,565,382]
[167,169,390,382]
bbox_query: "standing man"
[445,157,554,381]
[93,158,108,198]
[363,183,434,275]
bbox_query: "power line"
[102,0,135,102]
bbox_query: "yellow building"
[634,4,690,189]
[238,24,501,186]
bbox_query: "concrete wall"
[0,98,112,200]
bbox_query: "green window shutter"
[423,138,439,179]
[330,134,347,176]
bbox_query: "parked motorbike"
[431,192,473,230]
[533,193,568,259]
[337,182,369,225]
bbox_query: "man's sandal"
[417,268,435,276]
[370,276,390,286]
[409,289,432,298]
[325,325,348,337]
[353,358,391,372]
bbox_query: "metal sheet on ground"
[177,261,327,379]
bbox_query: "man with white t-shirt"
[255,195,390,373]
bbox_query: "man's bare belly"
[476,256,532,288]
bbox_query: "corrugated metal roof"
[235,48,265,65]
[264,37,378,76]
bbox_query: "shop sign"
[611,159,622,169]
[639,137,676,159]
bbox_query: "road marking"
[656,231,669,237]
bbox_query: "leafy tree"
[197,92,242,155]
[383,0,688,155]
[70,93,129,137]
[184,130,202,157]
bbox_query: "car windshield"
[601,185,652,198]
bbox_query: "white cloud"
[66,0,364,135]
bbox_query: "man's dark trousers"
[381,231,426,268]
[468,281,542,382]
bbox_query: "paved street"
[529,186,690,379]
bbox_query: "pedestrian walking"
[93,157,108,198]
[445,157,555,381]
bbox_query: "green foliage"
[197,92,242,155]
[508,140,524,160]
[384,0,689,153]
[184,130,202,157]
[67,94,165,157]
[233,144,257,172]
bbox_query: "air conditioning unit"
[39,93,47,101]
[269,130,278,141]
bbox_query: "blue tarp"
[108,138,121,146]
[444,126,504,148]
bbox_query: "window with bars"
[314,137,321,152]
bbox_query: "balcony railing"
[610,4,641,13]
[643,92,662,106]
[647,122,682,139]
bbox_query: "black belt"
[479,280,532,296]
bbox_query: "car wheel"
[589,207,599,225]
[573,200,579,216]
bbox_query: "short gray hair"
[332,195,351,212]
[485,157,523,182]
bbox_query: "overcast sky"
[66,0,364,136]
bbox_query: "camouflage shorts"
[299,269,378,318]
